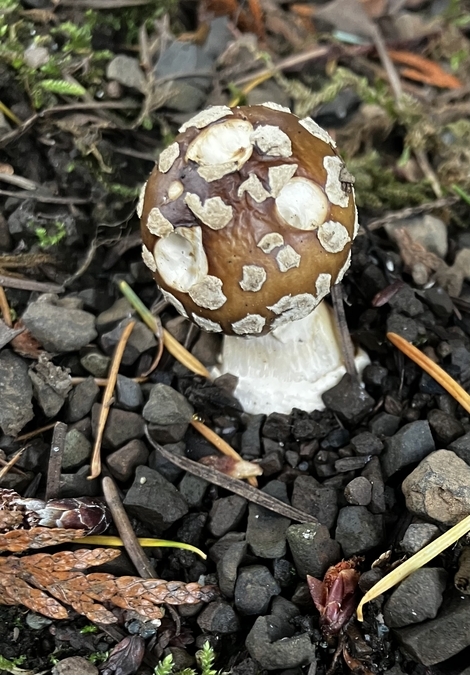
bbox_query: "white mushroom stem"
[213,301,369,415]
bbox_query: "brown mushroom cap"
[140,104,358,337]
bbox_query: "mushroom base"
[213,301,370,415]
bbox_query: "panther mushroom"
[139,103,368,414]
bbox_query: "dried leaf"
[10,320,44,358]
[101,635,145,675]
[0,548,217,624]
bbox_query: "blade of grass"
[74,535,207,560]
[117,280,211,378]
[357,514,470,620]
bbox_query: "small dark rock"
[92,404,145,449]
[273,558,296,587]
[106,439,149,482]
[0,350,34,436]
[369,413,401,438]
[263,413,291,442]
[80,346,110,378]
[143,383,194,425]
[386,313,419,342]
[22,296,97,352]
[179,473,209,508]
[115,375,144,411]
[351,431,384,456]
[321,427,350,449]
[59,465,100,497]
[66,377,99,423]
[291,476,338,530]
[246,481,291,558]
[209,495,247,537]
[245,615,315,670]
[149,441,186,482]
[361,456,386,513]
[322,374,374,425]
[344,477,372,506]
[96,298,136,333]
[335,506,384,557]
[234,565,280,615]
[123,465,188,532]
[217,540,248,598]
[241,414,264,459]
[259,449,284,475]
[362,364,388,390]
[101,320,157,365]
[388,285,424,317]
[148,421,188,444]
[287,523,340,578]
[381,421,435,480]
[428,409,464,446]
[422,287,454,319]
[52,656,98,675]
[394,594,470,665]
[449,431,470,465]
[197,601,240,634]
[384,568,447,628]
[62,429,91,471]
[400,523,440,554]
[335,456,371,472]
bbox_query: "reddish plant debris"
[307,558,362,635]
[0,488,111,536]
[0,548,217,624]
[100,635,146,675]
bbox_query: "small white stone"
[193,315,223,332]
[198,162,237,182]
[250,125,292,157]
[179,106,233,132]
[146,208,174,237]
[323,156,349,208]
[257,232,284,253]
[136,182,147,218]
[168,180,184,201]
[189,275,227,310]
[268,164,298,197]
[261,102,291,113]
[316,273,332,300]
[158,142,180,173]
[232,314,266,335]
[238,175,271,203]
[184,193,233,230]
[161,289,188,318]
[336,250,352,283]
[299,117,336,147]
[141,244,156,272]
[318,220,351,253]
[275,177,328,231]
[276,245,301,272]
[239,265,267,291]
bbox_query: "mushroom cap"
[140,104,358,337]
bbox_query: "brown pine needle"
[357,513,470,621]
[387,332,470,414]
[16,423,57,441]
[163,328,211,378]
[0,286,12,327]
[0,448,25,481]
[191,416,260,487]
[89,321,136,480]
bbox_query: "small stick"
[45,422,67,501]
[71,376,148,386]
[330,285,357,378]
[191,416,260,488]
[0,449,25,481]
[16,422,56,442]
[0,274,64,294]
[146,430,314,524]
[102,476,156,579]
[0,286,12,327]
[387,332,470,414]
[89,321,136,479]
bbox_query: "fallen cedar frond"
[0,547,216,624]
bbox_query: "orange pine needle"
[387,332,470,414]
[387,50,462,89]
